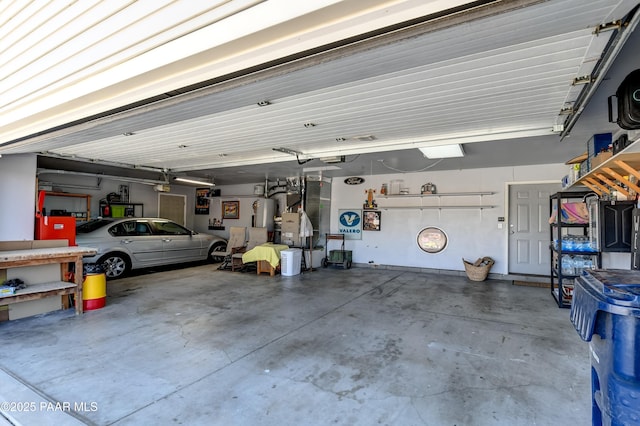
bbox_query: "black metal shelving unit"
[99,201,144,218]
[549,191,602,308]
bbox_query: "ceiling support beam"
[560,4,640,139]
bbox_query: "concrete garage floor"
[0,264,590,425]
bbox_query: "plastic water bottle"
[561,255,575,275]
[578,236,588,252]
[564,236,575,251]
[574,256,584,275]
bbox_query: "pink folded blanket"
[549,202,589,224]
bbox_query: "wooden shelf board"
[381,192,494,198]
[381,205,496,210]
[575,141,640,187]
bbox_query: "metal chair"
[231,227,268,272]
[217,226,246,270]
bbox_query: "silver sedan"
[76,218,227,279]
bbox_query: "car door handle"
[162,238,172,242]
[121,239,133,244]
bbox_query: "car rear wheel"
[99,253,131,279]
[208,242,227,263]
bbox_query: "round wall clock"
[417,227,448,253]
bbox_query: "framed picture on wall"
[222,200,240,219]
[195,188,210,215]
[363,210,381,231]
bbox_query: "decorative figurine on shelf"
[364,188,377,209]
[421,182,437,194]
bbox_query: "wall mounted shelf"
[380,192,495,198]
[378,205,496,210]
[205,195,268,199]
[374,191,496,210]
[43,191,91,221]
[573,140,640,195]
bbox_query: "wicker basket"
[462,257,495,281]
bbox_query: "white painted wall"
[0,154,37,241]
[34,174,270,238]
[193,183,286,240]
[329,163,569,275]
[32,162,630,275]
[36,172,195,226]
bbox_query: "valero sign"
[338,209,362,239]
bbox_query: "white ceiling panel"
[2,0,639,185]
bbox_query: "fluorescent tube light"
[419,144,464,159]
[320,156,345,164]
[173,176,214,186]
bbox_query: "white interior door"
[508,183,561,275]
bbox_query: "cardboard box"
[590,151,613,169]
[281,212,300,234]
[282,212,300,224]
[0,286,16,296]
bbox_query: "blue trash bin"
[570,270,640,426]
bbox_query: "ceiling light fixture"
[302,165,341,172]
[419,144,465,159]
[173,176,215,186]
[353,135,376,141]
[320,156,345,164]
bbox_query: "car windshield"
[76,219,113,233]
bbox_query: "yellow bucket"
[83,273,106,311]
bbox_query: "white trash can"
[281,248,303,276]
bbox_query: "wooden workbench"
[0,246,97,315]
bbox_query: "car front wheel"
[208,242,227,263]
[99,253,131,279]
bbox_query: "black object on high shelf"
[549,191,602,308]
